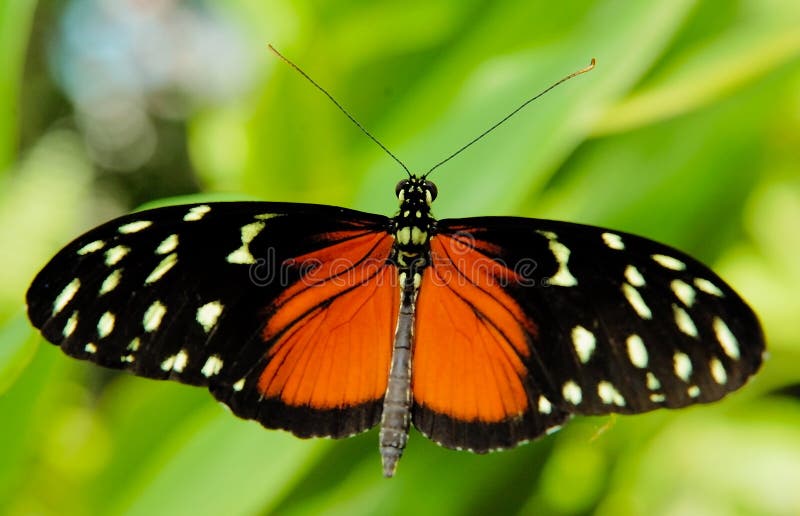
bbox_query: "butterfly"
[25,50,765,477]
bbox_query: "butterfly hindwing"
[26,201,395,438]
[411,217,764,450]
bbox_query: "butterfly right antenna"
[424,58,596,178]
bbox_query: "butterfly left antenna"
[268,45,412,177]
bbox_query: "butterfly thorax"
[390,176,437,271]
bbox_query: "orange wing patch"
[258,232,398,409]
[413,235,536,422]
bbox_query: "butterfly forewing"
[27,202,394,438]
[422,217,763,438]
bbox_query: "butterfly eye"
[395,180,409,199]
[424,180,438,202]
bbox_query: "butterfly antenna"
[268,44,412,177]
[424,58,596,178]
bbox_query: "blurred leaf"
[0,129,93,317]
[728,176,800,347]
[275,428,558,515]
[326,1,463,64]
[189,106,253,191]
[535,66,785,254]
[535,440,607,514]
[0,346,59,507]
[109,407,325,516]
[599,400,800,516]
[82,376,213,513]
[0,313,39,396]
[0,0,37,171]
[595,0,800,135]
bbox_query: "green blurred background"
[2,1,799,515]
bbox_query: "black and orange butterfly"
[26,49,764,477]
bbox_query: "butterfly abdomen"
[379,271,419,477]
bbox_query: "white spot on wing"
[156,234,179,255]
[233,378,245,391]
[713,317,740,359]
[652,254,686,271]
[673,352,693,382]
[77,240,105,255]
[545,425,562,436]
[201,355,224,377]
[85,343,97,354]
[242,221,265,245]
[145,253,178,284]
[562,380,582,405]
[671,279,696,307]
[602,232,625,250]
[63,312,79,337]
[548,241,578,286]
[650,393,666,403]
[161,355,176,371]
[597,381,626,406]
[118,220,152,234]
[197,301,224,333]
[687,385,701,398]
[99,269,122,295]
[183,205,211,221]
[105,245,130,266]
[646,372,661,390]
[571,325,596,363]
[626,334,648,368]
[694,277,724,297]
[128,337,141,351]
[97,311,115,338]
[624,265,645,287]
[538,395,552,414]
[173,349,188,372]
[537,231,578,286]
[53,278,80,315]
[143,301,167,332]
[710,358,727,384]
[622,283,652,319]
[227,221,266,264]
[673,304,698,338]
[226,248,255,265]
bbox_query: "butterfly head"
[395,176,437,208]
